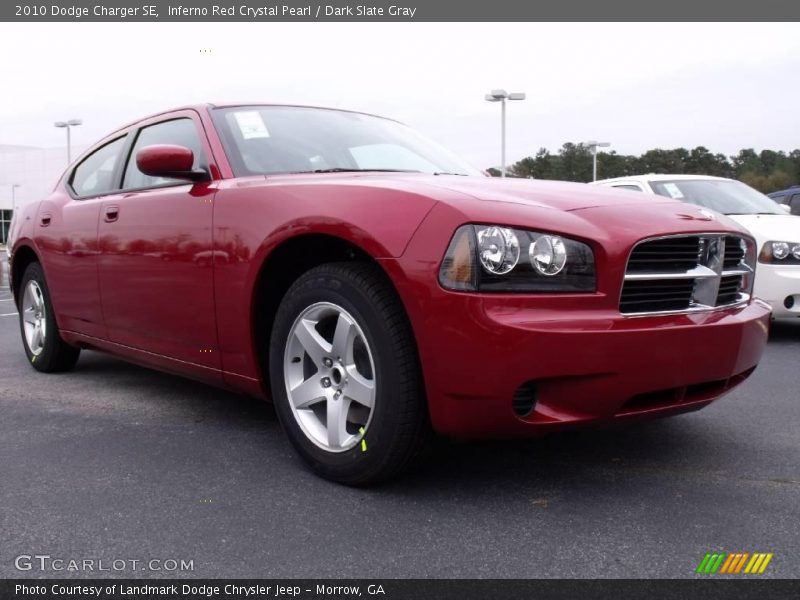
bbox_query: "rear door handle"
[39,213,51,227]
[104,205,120,223]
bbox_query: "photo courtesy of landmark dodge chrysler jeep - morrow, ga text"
[6,104,771,484]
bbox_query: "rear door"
[96,111,221,371]
[37,134,129,339]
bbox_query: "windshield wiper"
[302,168,420,174]
[433,172,469,176]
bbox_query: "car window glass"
[212,106,483,177]
[349,143,440,172]
[123,118,204,190]
[649,179,782,215]
[71,136,127,197]
[790,194,800,215]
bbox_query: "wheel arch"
[9,243,40,304]
[250,232,416,396]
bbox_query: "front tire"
[18,262,80,373]
[269,262,429,485]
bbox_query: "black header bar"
[3,0,800,22]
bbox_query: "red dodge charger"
[7,104,771,483]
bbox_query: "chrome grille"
[723,236,746,269]
[717,274,744,305]
[620,234,753,315]
[627,236,701,273]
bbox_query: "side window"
[122,118,205,190]
[70,136,127,197]
[613,184,643,192]
[790,194,800,216]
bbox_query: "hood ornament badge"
[677,209,715,221]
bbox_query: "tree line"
[487,144,800,193]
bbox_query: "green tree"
[494,143,800,190]
[509,148,561,179]
[731,148,761,176]
[556,143,593,182]
[597,150,637,180]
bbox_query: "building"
[0,144,84,245]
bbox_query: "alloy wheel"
[283,302,376,452]
[22,280,47,356]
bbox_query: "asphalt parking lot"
[0,256,798,579]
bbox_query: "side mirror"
[779,204,792,214]
[136,145,209,182]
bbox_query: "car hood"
[245,172,751,250]
[258,172,684,212]
[408,175,680,212]
[726,214,800,244]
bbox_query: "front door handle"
[104,205,120,223]
[39,213,51,227]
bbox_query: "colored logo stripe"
[697,552,772,574]
[719,554,737,573]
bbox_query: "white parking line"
[1,312,18,317]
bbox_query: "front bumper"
[412,296,771,437]
[754,262,800,318]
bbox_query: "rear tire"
[269,262,430,485]
[18,262,80,373]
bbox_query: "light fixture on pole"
[485,89,526,177]
[586,140,610,182]
[11,184,21,213]
[54,119,82,165]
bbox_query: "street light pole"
[54,119,82,165]
[485,89,525,177]
[586,140,610,182]
[11,184,21,213]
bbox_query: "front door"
[97,113,220,370]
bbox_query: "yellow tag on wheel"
[359,427,367,452]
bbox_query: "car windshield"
[649,179,783,216]
[212,106,483,177]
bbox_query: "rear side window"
[70,136,127,197]
[122,118,205,190]
[613,184,643,192]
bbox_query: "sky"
[1,22,799,170]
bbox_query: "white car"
[593,174,800,319]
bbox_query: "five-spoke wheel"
[270,262,429,485]
[21,280,47,356]
[18,262,80,372]
[284,302,376,452]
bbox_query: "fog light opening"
[512,381,538,417]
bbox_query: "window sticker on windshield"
[234,111,270,139]
[663,182,684,199]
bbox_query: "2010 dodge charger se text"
[7,104,772,484]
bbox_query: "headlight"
[759,241,800,264]
[439,224,596,292]
[476,226,520,274]
[530,235,567,276]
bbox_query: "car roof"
[594,174,732,185]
